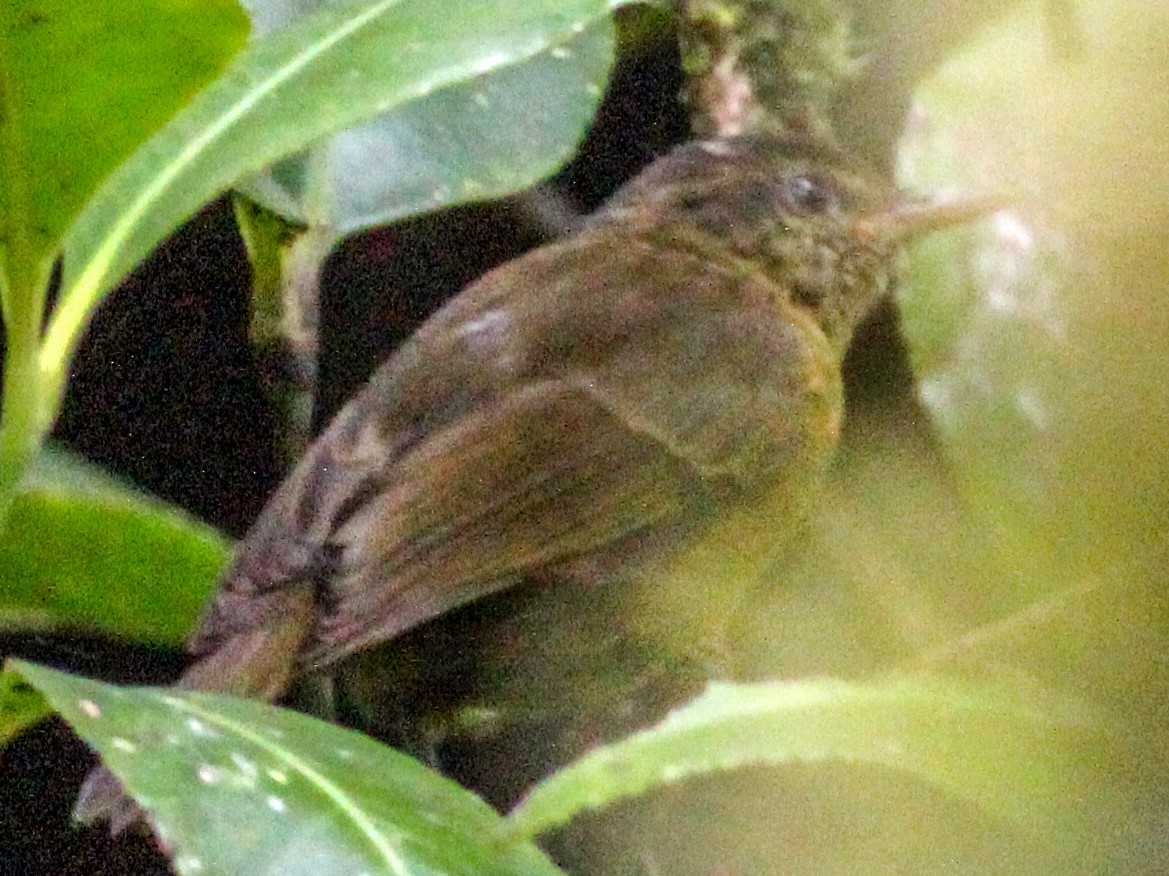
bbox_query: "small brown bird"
[76,132,991,830]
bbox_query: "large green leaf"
[896,0,1169,575]
[238,0,614,232]
[0,0,248,290]
[43,0,622,374]
[13,660,564,876]
[507,676,1103,841]
[0,448,229,644]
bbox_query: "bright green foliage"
[47,0,621,373]
[12,661,565,876]
[238,0,615,232]
[0,0,248,295]
[0,0,623,538]
[0,447,229,644]
[507,676,1104,840]
[0,664,49,744]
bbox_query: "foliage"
[0,448,230,655]
[12,661,563,876]
[0,0,620,523]
[2,0,1167,874]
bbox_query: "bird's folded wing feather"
[310,377,711,665]
[188,230,837,672]
[308,234,836,666]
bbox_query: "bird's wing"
[306,231,840,667]
[311,377,707,666]
[189,228,839,671]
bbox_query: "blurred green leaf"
[0,0,248,288]
[0,448,229,644]
[0,663,50,744]
[897,0,1169,573]
[14,660,564,876]
[239,0,615,232]
[507,675,1103,841]
[45,0,623,377]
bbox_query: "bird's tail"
[72,584,317,834]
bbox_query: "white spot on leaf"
[186,717,214,737]
[994,211,1034,250]
[79,699,101,718]
[1016,386,1048,428]
[230,752,258,780]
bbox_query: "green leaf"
[0,0,248,288]
[0,447,229,644]
[14,660,564,876]
[506,675,1102,841]
[239,0,615,232]
[44,0,622,378]
[0,664,50,745]
[896,0,1169,573]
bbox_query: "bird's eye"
[781,173,840,215]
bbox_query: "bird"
[74,131,993,831]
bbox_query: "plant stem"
[0,284,49,527]
[0,64,53,528]
[676,0,854,139]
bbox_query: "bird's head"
[602,134,1000,353]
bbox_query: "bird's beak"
[853,193,1008,243]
